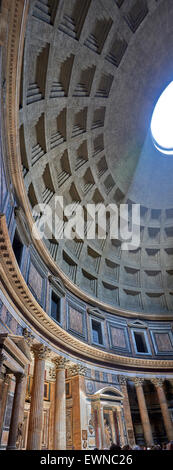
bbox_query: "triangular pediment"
[127,319,148,329]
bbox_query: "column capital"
[68,364,87,377]
[119,375,127,385]
[14,372,26,383]
[23,328,34,347]
[134,377,145,387]
[151,377,165,388]
[31,343,50,360]
[53,356,70,370]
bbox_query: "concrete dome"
[17,0,173,315]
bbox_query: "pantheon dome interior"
[0,0,173,451]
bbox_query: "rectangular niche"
[12,230,24,269]
[131,329,151,355]
[50,290,61,324]
[150,329,173,356]
[107,322,130,354]
[66,298,87,340]
[91,319,104,345]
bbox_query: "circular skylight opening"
[151,81,173,155]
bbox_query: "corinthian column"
[151,378,173,441]
[7,372,26,449]
[134,377,153,446]
[27,344,50,450]
[53,357,69,450]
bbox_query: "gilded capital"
[32,343,50,360]
[134,377,145,387]
[68,364,87,377]
[53,357,70,370]
[151,377,165,388]
[119,375,127,385]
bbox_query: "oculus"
[151,81,173,155]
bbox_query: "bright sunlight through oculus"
[151,81,173,155]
